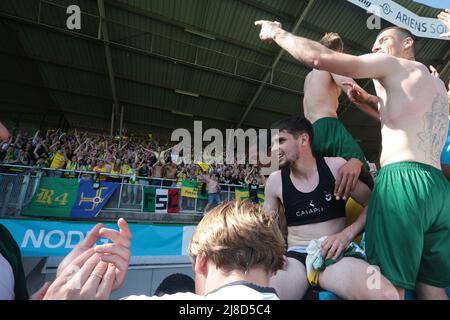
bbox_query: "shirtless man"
[200,173,222,212]
[437,9,450,181]
[425,66,450,182]
[163,160,178,187]
[264,116,397,300]
[164,161,178,180]
[256,21,449,299]
[304,33,377,198]
[152,161,164,179]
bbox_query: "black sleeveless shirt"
[281,157,346,226]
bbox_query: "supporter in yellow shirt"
[120,159,132,175]
[109,159,122,182]
[64,156,79,179]
[50,150,66,170]
[48,148,67,177]
[176,168,187,187]
[93,160,109,181]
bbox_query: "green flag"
[22,177,79,217]
[257,191,265,204]
[235,187,250,201]
[143,187,156,213]
[197,182,208,200]
[181,180,198,198]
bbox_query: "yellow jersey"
[50,152,66,169]
[120,164,132,175]
[93,165,109,181]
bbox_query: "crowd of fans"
[0,128,266,187]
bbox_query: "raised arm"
[255,20,400,80]
[244,167,255,184]
[33,143,41,159]
[199,173,210,183]
[119,140,129,152]
[437,9,450,38]
[141,146,153,153]
[49,141,60,151]
[162,146,173,154]
[335,77,380,121]
[14,131,21,145]
[33,129,40,141]
[40,141,49,152]
[73,141,85,155]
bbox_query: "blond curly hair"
[189,200,285,274]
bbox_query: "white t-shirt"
[0,253,15,300]
[123,281,279,300]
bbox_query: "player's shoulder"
[324,156,346,172]
[266,169,282,187]
[267,169,282,180]
[310,68,332,77]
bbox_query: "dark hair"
[377,26,415,41]
[154,273,195,296]
[271,116,314,145]
[320,32,344,52]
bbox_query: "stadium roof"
[0,0,449,161]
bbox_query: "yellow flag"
[197,161,209,173]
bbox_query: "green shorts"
[365,161,450,290]
[312,117,369,171]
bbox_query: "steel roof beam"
[0,12,303,97]
[105,0,368,74]
[64,110,190,133]
[0,101,61,114]
[104,0,297,66]
[0,78,265,129]
[97,0,120,135]
[0,50,293,118]
[237,0,296,22]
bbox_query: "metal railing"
[0,164,256,217]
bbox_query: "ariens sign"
[347,0,449,40]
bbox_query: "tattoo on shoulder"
[417,93,448,165]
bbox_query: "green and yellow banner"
[22,177,79,217]
[235,187,250,201]
[234,187,265,205]
[180,180,208,200]
[22,178,118,218]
